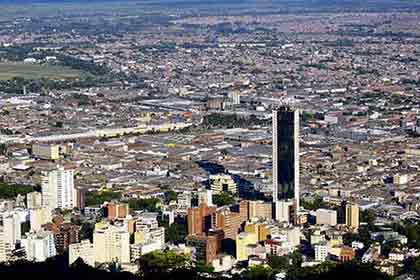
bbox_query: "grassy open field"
[0,62,81,80]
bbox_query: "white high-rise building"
[0,226,6,263]
[315,242,329,262]
[285,226,301,247]
[275,200,294,223]
[29,208,52,231]
[93,225,130,264]
[130,241,162,262]
[21,230,56,262]
[26,191,42,209]
[228,91,241,105]
[198,189,213,206]
[272,107,300,221]
[316,209,337,226]
[2,214,21,250]
[177,192,191,210]
[69,239,95,267]
[41,166,76,209]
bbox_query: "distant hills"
[0,0,419,12]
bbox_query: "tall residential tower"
[272,106,300,220]
[41,166,76,210]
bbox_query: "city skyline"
[0,0,419,279]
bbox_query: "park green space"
[0,62,81,80]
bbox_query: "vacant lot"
[0,63,81,80]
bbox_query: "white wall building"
[69,239,95,267]
[0,226,6,262]
[41,166,76,209]
[21,230,56,262]
[198,189,213,206]
[29,208,52,231]
[275,200,294,223]
[177,192,191,210]
[130,241,162,262]
[27,191,43,209]
[314,242,329,262]
[93,225,130,264]
[2,213,21,249]
[316,209,337,226]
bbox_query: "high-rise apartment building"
[93,225,130,264]
[229,90,241,105]
[212,208,241,240]
[0,226,6,263]
[41,166,76,210]
[244,222,274,242]
[30,208,52,231]
[272,107,300,219]
[345,203,360,230]
[32,143,60,160]
[69,239,95,267]
[248,200,272,220]
[207,229,225,255]
[186,235,217,264]
[26,191,42,209]
[316,209,337,226]
[52,223,81,254]
[75,187,86,210]
[239,200,249,223]
[177,192,192,210]
[105,202,129,220]
[130,241,163,262]
[2,213,21,250]
[21,230,57,262]
[236,232,258,261]
[274,200,294,223]
[210,174,238,194]
[198,189,213,206]
[187,204,216,236]
[315,242,329,262]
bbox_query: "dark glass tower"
[272,106,300,212]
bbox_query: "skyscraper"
[272,106,300,218]
[41,166,76,210]
[345,203,360,230]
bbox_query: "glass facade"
[272,107,300,209]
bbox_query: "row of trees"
[213,193,236,207]
[85,191,122,206]
[0,251,395,280]
[203,113,271,128]
[85,190,164,213]
[128,198,160,212]
[0,74,117,94]
[0,181,39,199]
